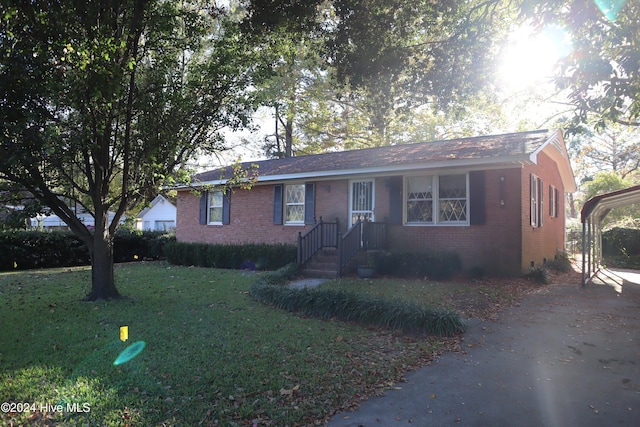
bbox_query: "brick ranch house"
[175,129,577,276]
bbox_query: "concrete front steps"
[300,248,339,279]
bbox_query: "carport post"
[587,220,595,277]
[581,221,586,286]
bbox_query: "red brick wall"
[314,179,350,227]
[177,185,300,244]
[520,150,567,271]
[176,180,352,245]
[385,168,523,275]
[177,158,568,275]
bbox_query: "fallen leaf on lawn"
[280,388,295,396]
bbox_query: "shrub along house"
[175,129,576,276]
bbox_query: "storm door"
[350,180,375,226]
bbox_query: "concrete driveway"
[327,269,640,426]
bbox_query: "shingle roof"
[193,129,560,185]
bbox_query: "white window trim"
[404,173,470,226]
[207,190,223,225]
[531,175,538,227]
[530,174,545,228]
[284,183,305,225]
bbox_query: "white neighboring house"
[31,210,126,230]
[136,195,176,231]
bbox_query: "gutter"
[174,155,534,189]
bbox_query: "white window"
[285,184,305,224]
[438,174,468,222]
[406,174,468,225]
[407,175,434,223]
[208,190,224,224]
[549,185,560,218]
[530,175,544,227]
[155,220,175,231]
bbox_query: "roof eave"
[532,129,578,193]
[184,155,532,188]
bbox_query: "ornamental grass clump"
[250,267,466,337]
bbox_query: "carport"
[580,184,640,285]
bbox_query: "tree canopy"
[243,0,512,149]
[0,0,263,299]
[521,0,639,130]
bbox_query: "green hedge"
[163,241,296,271]
[113,230,175,262]
[603,227,640,257]
[0,230,175,271]
[250,264,466,337]
[373,250,462,280]
[0,230,88,271]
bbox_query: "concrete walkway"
[327,269,640,427]
[287,278,329,289]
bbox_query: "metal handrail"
[297,217,339,265]
[338,219,387,276]
[338,220,363,275]
[298,216,386,276]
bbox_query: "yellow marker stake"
[120,326,129,342]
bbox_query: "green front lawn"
[1,263,456,426]
[323,276,537,320]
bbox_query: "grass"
[321,275,540,320]
[1,263,452,427]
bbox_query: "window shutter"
[222,190,231,225]
[469,171,486,225]
[304,182,315,224]
[199,191,208,225]
[388,176,403,225]
[273,185,283,225]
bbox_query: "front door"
[350,180,375,226]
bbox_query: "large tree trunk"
[284,116,293,157]
[85,220,120,301]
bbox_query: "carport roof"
[581,184,640,224]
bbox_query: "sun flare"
[499,25,572,91]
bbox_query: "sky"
[498,24,572,91]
